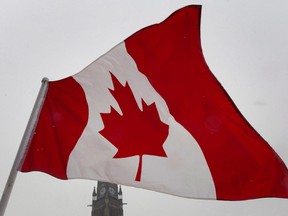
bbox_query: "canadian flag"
[20,5,288,200]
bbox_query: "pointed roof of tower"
[119,186,122,195]
[92,186,97,196]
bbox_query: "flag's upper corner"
[160,4,202,23]
[170,4,202,15]
[179,4,202,10]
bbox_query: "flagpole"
[0,78,49,216]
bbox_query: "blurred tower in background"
[90,181,124,216]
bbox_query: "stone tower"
[91,181,124,216]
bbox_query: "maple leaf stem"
[135,155,143,182]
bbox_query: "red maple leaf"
[100,72,169,181]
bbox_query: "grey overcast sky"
[1,0,288,215]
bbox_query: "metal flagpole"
[0,78,49,216]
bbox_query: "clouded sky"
[1,0,288,215]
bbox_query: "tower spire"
[92,187,97,200]
[118,186,122,200]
